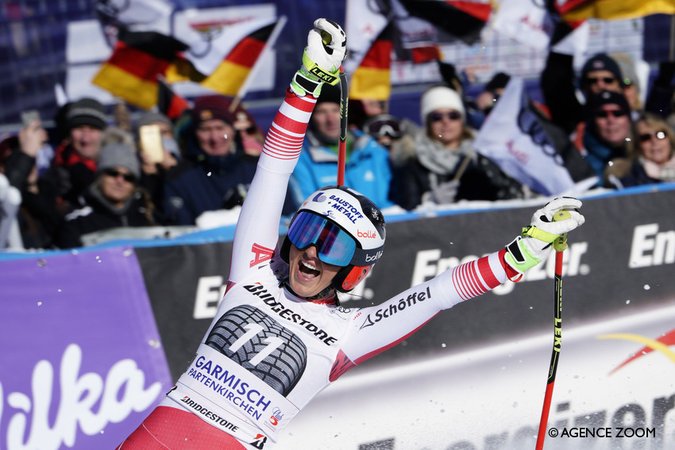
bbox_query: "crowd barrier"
[1,185,674,449]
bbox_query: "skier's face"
[288,244,341,298]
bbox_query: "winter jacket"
[581,130,631,180]
[289,129,394,209]
[55,183,157,248]
[162,136,258,225]
[389,130,525,211]
[45,141,98,208]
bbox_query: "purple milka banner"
[0,247,172,450]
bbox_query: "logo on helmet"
[357,230,378,239]
[365,250,383,263]
[311,192,327,202]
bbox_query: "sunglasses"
[595,110,627,119]
[639,130,668,143]
[428,111,462,123]
[103,168,136,183]
[584,76,618,85]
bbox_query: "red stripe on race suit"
[479,254,502,288]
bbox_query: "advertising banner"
[0,247,172,450]
[136,242,234,378]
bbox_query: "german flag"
[157,78,189,120]
[559,0,675,21]
[349,23,393,101]
[201,23,275,96]
[92,29,188,109]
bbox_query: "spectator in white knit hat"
[389,85,527,210]
[55,142,158,248]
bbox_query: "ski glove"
[290,18,346,98]
[504,196,585,280]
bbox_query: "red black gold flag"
[349,23,394,101]
[201,23,275,96]
[93,29,188,109]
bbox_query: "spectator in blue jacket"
[581,90,636,182]
[163,95,259,225]
[289,83,394,210]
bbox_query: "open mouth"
[299,260,320,277]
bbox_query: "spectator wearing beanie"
[388,85,526,210]
[541,44,628,135]
[163,95,260,225]
[44,97,109,212]
[581,89,636,182]
[55,142,158,248]
[288,83,395,210]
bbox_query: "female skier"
[118,18,585,450]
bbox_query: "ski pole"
[337,68,348,187]
[319,28,348,187]
[535,210,570,450]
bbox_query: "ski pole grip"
[552,210,571,252]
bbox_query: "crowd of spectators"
[0,45,673,250]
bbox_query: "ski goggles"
[287,212,357,267]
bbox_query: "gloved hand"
[422,180,459,205]
[290,18,346,98]
[504,197,585,280]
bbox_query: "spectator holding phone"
[0,116,62,248]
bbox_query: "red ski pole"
[536,210,570,450]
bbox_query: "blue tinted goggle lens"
[287,212,356,267]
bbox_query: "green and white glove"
[504,197,585,280]
[290,18,346,98]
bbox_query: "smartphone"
[139,124,164,164]
[21,110,41,127]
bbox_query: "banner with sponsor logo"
[135,242,234,378]
[0,247,172,450]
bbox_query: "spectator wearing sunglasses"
[607,113,675,188]
[389,85,526,210]
[288,83,395,210]
[55,142,158,248]
[580,90,636,181]
[541,49,626,136]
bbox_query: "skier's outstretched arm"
[335,197,585,374]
